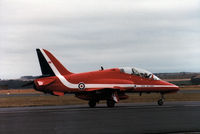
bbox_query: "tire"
[157,99,164,106]
[88,100,96,108]
[107,100,115,107]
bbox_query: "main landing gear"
[106,100,115,107]
[88,99,116,108]
[88,92,118,108]
[157,93,165,106]
[88,100,116,108]
[106,92,118,107]
[88,100,96,108]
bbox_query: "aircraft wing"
[84,79,134,92]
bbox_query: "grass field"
[0,90,200,107]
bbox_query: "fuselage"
[34,68,179,93]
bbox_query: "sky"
[0,0,200,79]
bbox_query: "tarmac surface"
[0,102,200,134]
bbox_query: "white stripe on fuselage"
[40,49,177,89]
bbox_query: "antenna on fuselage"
[100,66,104,70]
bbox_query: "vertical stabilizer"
[36,48,72,76]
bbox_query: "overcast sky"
[0,0,200,79]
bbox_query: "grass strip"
[0,93,200,107]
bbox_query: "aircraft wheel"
[107,100,115,107]
[157,99,164,106]
[88,100,96,108]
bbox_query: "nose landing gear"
[158,99,164,106]
[157,93,165,106]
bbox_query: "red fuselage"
[34,68,179,93]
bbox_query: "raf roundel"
[78,82,85,90]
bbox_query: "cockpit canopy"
[119,67,160,80]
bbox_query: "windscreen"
[119,67,160,80]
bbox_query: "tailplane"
[36,48,72,76]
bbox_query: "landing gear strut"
[157,93,165,106]
[106,100,115,107]
[88,100,96,108]
[106,92,118,107]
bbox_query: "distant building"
[191,75,200,84]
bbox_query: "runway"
[0,102,200,134]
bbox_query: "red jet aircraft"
[33,48,179,107]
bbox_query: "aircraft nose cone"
[168,83,180,92]
[171,84,180,92]
[160,80,180,92]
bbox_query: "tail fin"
[36,48,72,76]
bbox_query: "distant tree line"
[155,72,200,79]
[0,79,33,89]
[0,75,36,89]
